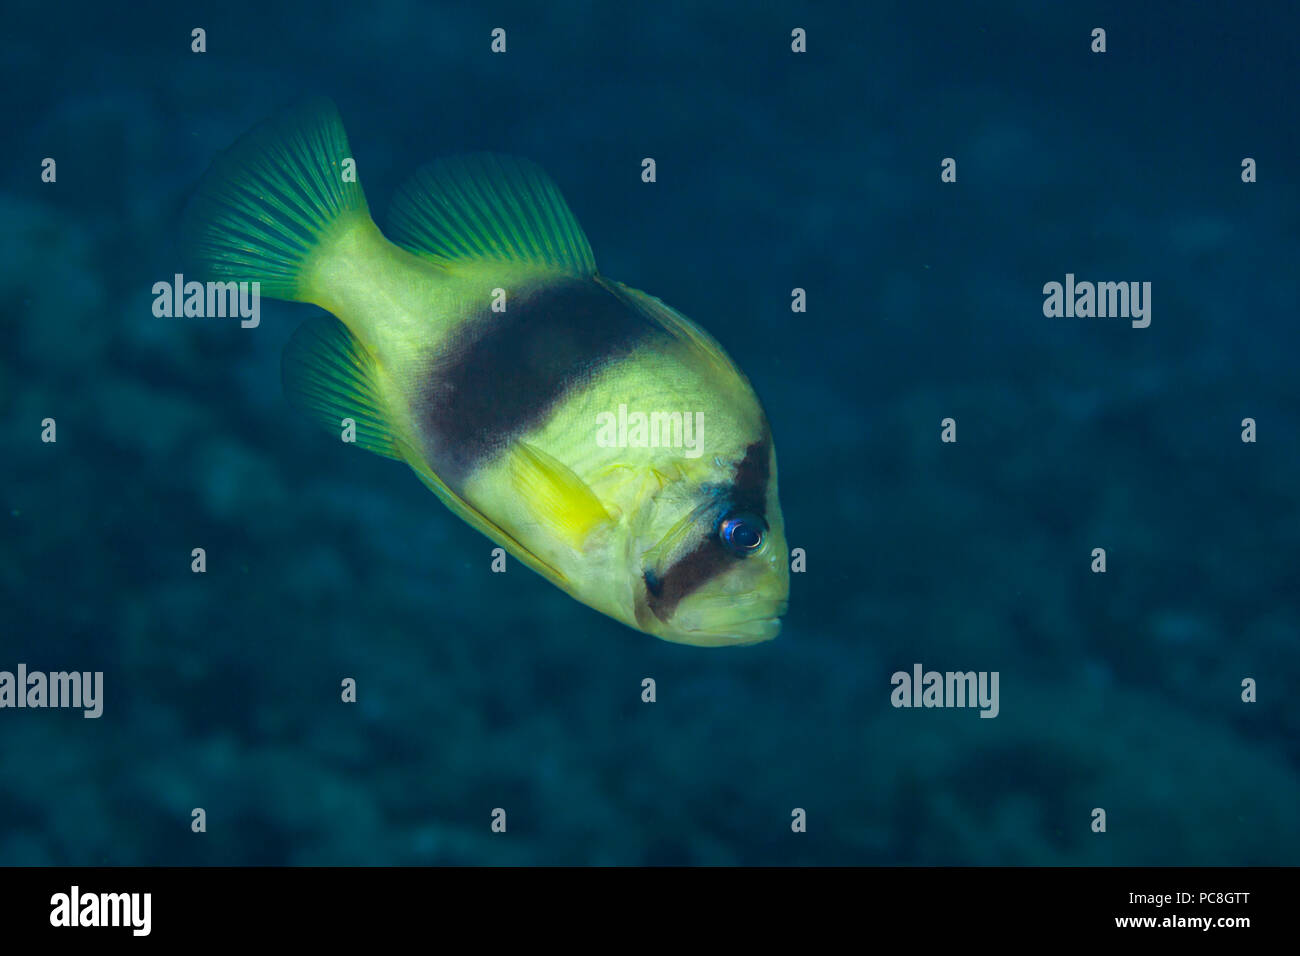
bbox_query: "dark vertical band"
[415,277,656,488]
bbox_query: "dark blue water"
[2,0,1296,865]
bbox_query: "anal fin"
[281,314,402,460]
[408,458,571,588]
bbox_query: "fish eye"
[718,512,766,556]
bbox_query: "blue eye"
[719,512,766,556]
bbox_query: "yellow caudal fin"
[385,153,596,276]
[184,97,371,303]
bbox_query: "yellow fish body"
[187,99,788,646]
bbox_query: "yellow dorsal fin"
[508,442,612,550]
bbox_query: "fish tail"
[183,97,372,304]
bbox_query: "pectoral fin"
[508,441,612,551]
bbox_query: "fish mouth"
[668,615,782,647]
[691,615,782,644]
[669,597,787,646]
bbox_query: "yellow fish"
[186,98,788,646]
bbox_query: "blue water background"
[1,0,1296,864]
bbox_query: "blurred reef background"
[1,0,1297,864]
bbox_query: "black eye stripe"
[643,538,735,623]
[638,435,773,623]
[643,567,663,597]
[728,436,771,516]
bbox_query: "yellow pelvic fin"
[386,153,596,276]
[281,314,401,460]
[508,441,613,551]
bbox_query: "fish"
[185,98,788,646]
